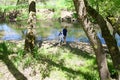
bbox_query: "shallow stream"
[0,20,120,46]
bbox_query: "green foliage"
[0,4,28,21]
[88,0,120,17]
[17,12,28,21]
[0,42,15,55]
[72,12,78,18]
[0,5,16,12]
[65,0,75,10]
[52,10,61,19]
[42,0,74,10]
[0,42,9,54]
[16,4,28,10]
[107,57,118,79]
[36,14,43,19]
[23,55,33,68]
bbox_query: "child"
[63,26,67,44]
[58,30,64,43]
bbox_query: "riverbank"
[0,39,109,55]
[1,39,94,54]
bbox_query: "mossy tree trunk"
[83,0,120,79]
[73,0,111,80]
[24,0,36,52]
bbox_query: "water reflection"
[0,24,22,40]
[97,32,105,44]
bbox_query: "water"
[0,24,22,40]
[46,28,89,43]
[0,22,120,46]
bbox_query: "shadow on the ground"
[0,42,27,80]
[62,42,94,59]
[32,42,97,80]
[46,42,59,49]
[47,42,94,59]
[34,53,97,80]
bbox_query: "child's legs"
[58,36,62,43]
[63,36,66,43]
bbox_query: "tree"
[24,0,36,52]
[83,0,120,79]
[29,0,36,13]
[73,0,111,80]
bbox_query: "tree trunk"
[73,0,111,80]
[29,0,36,13]
[24,0,36,52]
[84,0,120,79]
[17,0,19,5]
[86,1,120,75]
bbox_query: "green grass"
[0,41,100,80]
